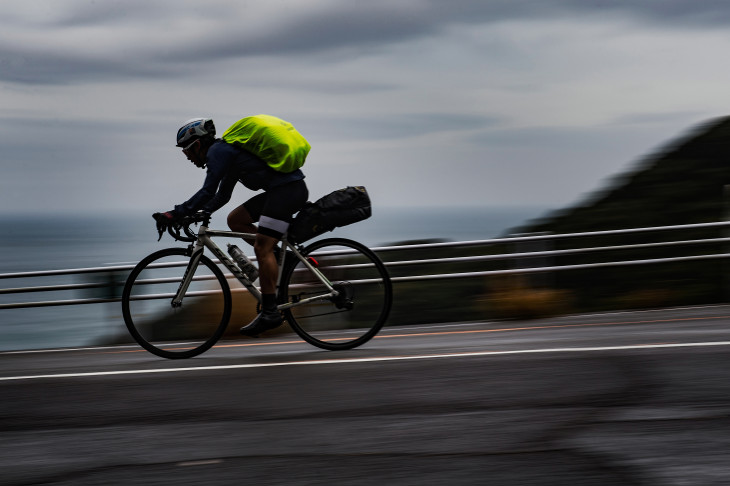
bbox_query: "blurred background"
[3,1,730,351]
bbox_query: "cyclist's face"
[182,140,206,168]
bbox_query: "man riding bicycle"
[154,116,309,336]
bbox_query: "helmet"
[176,118,216,147]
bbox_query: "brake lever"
[154,215,167,241]
[183,222,198,240]
[167,218,197,242]
[167,222,182,241]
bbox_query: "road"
[2,305,730,485]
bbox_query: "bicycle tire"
[122,248,232,359]
[281,238,392,350]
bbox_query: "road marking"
[106,314,730,353]
[0,344,141,355]
[375,315,730,339]
[4,311,729,356]
[177,459,223,467]
[2,341,730,382]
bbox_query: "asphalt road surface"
[3,305,730,485]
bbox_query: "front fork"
[171,242,205,308]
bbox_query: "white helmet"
[176,118,216,147]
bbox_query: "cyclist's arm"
[173,161,227,216]
[201,173,238,214]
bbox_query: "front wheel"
[121,248,232,359]
[281,238,392,350]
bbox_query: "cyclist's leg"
[240,181,308,336]
[239,229,284,335]
[227,197,263,245]
[253,180,309,293]
[228,191,292,293]
[253,233,279,294]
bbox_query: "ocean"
[0,207,546,351]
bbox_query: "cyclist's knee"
[228,211,253,233]
[227,212,239,230]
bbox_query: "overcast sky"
[2,1,729,217]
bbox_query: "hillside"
[503,116,730,312]
[519,116,730,234]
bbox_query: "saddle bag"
[289,186,372,243]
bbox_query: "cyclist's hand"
[152,211,175,241]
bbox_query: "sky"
[2,0,730,217]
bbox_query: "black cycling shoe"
[240,310,284,337]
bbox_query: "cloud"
[2,1,730,215]
[308,113,503,141]
[4,1,730,86]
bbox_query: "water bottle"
[227,244,259,281]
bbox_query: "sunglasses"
[182,139,198,153]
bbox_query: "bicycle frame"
[172,221,338,311]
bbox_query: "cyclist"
[154,117,308,336]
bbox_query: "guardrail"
[2,221,729,310]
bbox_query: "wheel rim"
[283,239,392,350]
[122,249,231,359]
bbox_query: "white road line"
[2,341,730,382]
[5,304,730,356]
[0,324,486,356]
[0,344,141,355]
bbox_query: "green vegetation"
[505,116,730,314]
[385,116,730,322]
[521,116,730,233]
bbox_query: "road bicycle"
[121,212,392,359]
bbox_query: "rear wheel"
[281,238,392,350]
[121,248,231,359]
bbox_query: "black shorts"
[243,180,309,239]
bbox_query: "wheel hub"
[331,282,354,310]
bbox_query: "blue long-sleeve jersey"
[173,140,305,216]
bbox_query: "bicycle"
[121,212,393,359]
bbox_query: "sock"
[262,293,277,312]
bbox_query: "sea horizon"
[0,205,552,351]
